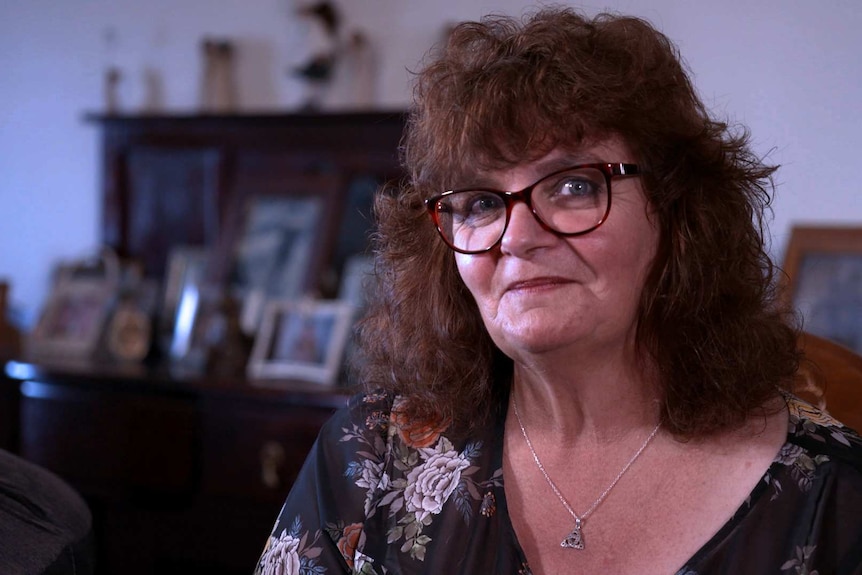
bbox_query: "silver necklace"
[512,395,661,550]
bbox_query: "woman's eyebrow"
[452,153,608,189]
[536,153,605,172]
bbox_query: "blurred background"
[1,0,861,328]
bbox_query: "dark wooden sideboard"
[2,359,351,574]
[0,111,407,573]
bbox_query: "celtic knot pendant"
[560,519,585,549]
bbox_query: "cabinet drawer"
[18,381,197,497]
[201,400,335,503]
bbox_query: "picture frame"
[28,273,116,361]
[247,299,354,385]
[215,173,341,335]
[159,246,211,356]
[782,225,862,353]
[337,254,374,309]
[105,278,159,362]
[330,175,380,291]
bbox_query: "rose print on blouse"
[781,545,820,575]
[341,394,503,562]
[256,517,326,575]
[389,399,451,449]
[324,521,385,575]
[763,396,860,501]
[786,394,861,447]
[766,442,829,500]
[403,441,470,522]
[335,522,364,569]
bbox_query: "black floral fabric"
[255,392,862,574]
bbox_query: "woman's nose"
[499,201,557,255]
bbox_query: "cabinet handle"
[260,441,286,489]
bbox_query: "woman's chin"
[492,324,585,359]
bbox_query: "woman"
[256,8,862,574]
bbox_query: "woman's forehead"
[451,135,635,184]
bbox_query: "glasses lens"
[434,191,506,253]
[531,167,609,234]
[433,166,612,253]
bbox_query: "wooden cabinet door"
[123,147,223,277]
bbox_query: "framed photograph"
[782,225,862,353]
[166,254,216,364]
[329,175,380,290]
[106,279,159,362]
[247,299,354,385]
[159,246,211,354]
[337,254,374,309]
[29,276,115,360]
[217,173,341,335]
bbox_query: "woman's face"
[454,136,659,361]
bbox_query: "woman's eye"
[470,195,502,213]
[559,177,598,196]
[454,192,502,216]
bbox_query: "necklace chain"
[512,395,661,549]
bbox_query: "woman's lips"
[505,276,572,292]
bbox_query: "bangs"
[419,68,596,190]
[406,14,629,193]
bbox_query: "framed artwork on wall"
[246,298,354,385]
[782,225,862,354]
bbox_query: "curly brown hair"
[355,7,800,438]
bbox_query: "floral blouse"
[255,391,862,574]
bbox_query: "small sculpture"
[140,67,164,114]
[200,38,239,113]
[101,27,122,115]
[292,1,340,109]
[342,30,376,108]
[104,67,122,115]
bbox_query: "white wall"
[2,0,861,327]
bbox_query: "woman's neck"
[509,349,661,445]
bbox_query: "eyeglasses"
[425,163,640,254]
